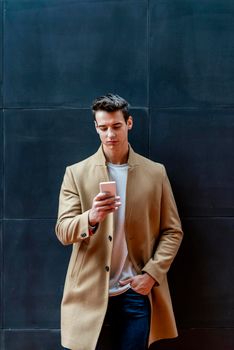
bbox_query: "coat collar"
[93,144,139,168]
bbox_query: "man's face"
[95,110,133,152]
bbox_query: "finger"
[95,193,113,202]
[96,200,121,209]
[119,278,133,286]
[95,200,121,211]
[96,192,120,200]
[95,196,120,205]
[100,198,121,206]
[97,206,118,213]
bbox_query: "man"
[55,93,183,350]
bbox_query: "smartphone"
[99,181,117,196]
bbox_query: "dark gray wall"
[1,1,234,349]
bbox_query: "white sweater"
[107,162,137,296]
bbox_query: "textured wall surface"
[1,1,234,349]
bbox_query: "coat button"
[108,235,112,241]
[81,232,87,238]
[105,266,110,272]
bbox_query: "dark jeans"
[96,288,151,350]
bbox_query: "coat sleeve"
[142,166,183,285]
[55,166,90,245]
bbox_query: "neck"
[103,145,129,164]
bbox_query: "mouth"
[107,141,118,145]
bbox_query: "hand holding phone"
[89,181,120,226]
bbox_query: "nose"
[107,128,116,138]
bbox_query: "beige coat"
[55,145,183,350]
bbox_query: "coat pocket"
[70,240,89,281]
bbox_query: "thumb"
[119,278,132,286]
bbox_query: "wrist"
[88,212,98,236]
[88,225,97,236]
[88,211,98,227]
[144,273,159,287]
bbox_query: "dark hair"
[91,93,130,122]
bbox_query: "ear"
[94,120,99,134]
[127,116,133,130]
